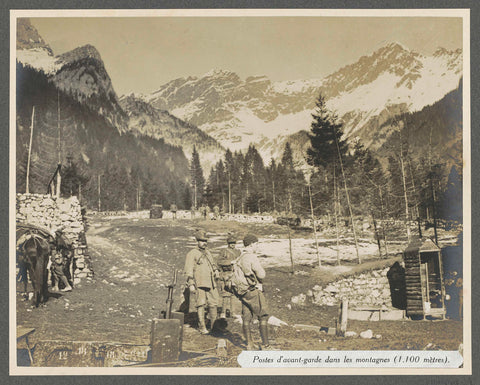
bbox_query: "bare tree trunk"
[98,174,101,212]
[372,213,382,258]
[56,92,62,198]
[287,225,294,274]
[272,180,276,212]
[430,177,439,245]
[333,164,341,265]
[228,172,231,214]
[335,135,360,263]
[288,187,292,214]
[407,158,419,220]
[193,181,197,209]
[399,139,411,242]
[379,187,389,258]
[26,106,35,194]
[308,182,321,267]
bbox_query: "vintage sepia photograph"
[10,9,470,374]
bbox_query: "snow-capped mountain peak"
[147,41,462,163]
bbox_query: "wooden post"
[336,299,348,337]
[26,106,35,194]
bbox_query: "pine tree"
[440,165,462,221]
[307,94,348,169]
[61,154,89,199]
[190,146,205,209]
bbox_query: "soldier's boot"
[208,306,218,331]
[260,321,269,345]
[197,306,209,334]
[242,322,258,350]
[259,320,278,350]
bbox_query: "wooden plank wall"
[403,251,424,316]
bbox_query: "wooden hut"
[403,238,446,319]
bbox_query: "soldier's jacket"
[218,247,241,268]
[184,248,218,289]
[237,250,266,282]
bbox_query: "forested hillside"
[16,62,191,210]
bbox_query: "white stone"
[360,330,373,339]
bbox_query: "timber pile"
[292,267,393,308]
[16,193,93,282]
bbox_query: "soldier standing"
[217,235,241,318]
[184,230,220,334]
[170,202,178,219]
[237,234,272,350]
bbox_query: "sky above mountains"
[29,15,463,96]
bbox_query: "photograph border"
[4,2,476,382]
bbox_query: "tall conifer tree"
[190,145,205,209]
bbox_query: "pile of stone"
[220,214,275,224]
[291,267,392,308]
[16,193,93,283]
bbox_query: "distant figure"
[54,228,74,287]
[184,230,220,334]
[201,205,207,220]
[217,235,241,318]
[50,250,72,292]
[213,205,220,220]
[170,203,178,219]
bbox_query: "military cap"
[227,235,237,244]
[243,233,258,247]
[195,230,208,241]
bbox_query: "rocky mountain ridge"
[148,42,462,163]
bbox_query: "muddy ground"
[16,216,463,367]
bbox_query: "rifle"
[165,268,178,319]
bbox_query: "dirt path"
[16,216,463,367]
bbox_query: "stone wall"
[292,267,393,308]
[16,193,93,283]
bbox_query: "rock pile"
[292,267,392,308]
[220,214,275,224]
[16,193,93,283]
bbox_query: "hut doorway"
[403,238,446,319]
[420,252,444,312]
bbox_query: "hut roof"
[404,237,440,253]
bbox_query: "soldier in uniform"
[51,228,73,292]
[170,202,178,219]
[51,250,73,292]
[184,230,220,334]
[217,235,241,318]
[237,234,272,350]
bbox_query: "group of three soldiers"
[184,230,272,350]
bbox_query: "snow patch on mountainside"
[16,48,60,74]
[149,43,462,163]
[273,79,323,94]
